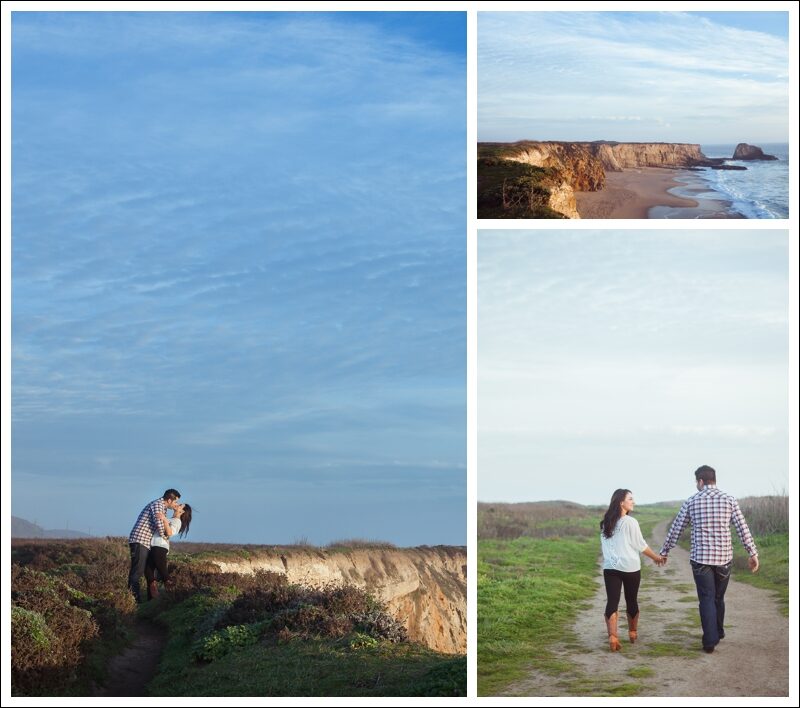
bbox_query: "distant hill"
[11,515,93,539]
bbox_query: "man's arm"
[149,499,166,537]
[731,499,758,572]
[659,501,690,556]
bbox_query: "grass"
[731,533,789,614]
[477,502,677,696]
[144,588,464,697]
[149,633,464,697]
[642,642,698,658]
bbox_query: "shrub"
[167,564,286,603]
[218,582,407,644]
[192,624,259,662]
[11,566,100,695]
[739,495,788,536]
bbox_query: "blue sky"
[478,230,789,505]
[478,11,790,143]
[10,12,466,545]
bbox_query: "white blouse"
[601,515,648,572]
[150,517,182,551]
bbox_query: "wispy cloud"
[478,11,789,142]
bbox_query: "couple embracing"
[127,488,193,602]
[600,465,759,654]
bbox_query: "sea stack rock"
[732,143,778,161]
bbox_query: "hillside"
[11,515,93,539]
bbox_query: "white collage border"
[2,2,798,706]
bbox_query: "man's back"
[661,484,757,565]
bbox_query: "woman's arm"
[642,545,664,565]
[156,512,175,537]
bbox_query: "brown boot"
[628,611,639,643]
[148,579,159,600]
[606,612,621,651]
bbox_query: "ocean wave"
[696,144,789,219]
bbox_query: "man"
[659,466,758,653]
[128,488,181,602]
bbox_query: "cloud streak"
[478,11,789,142]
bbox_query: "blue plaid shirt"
[128,498,167,548]
[660,485,757,565]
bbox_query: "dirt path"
[503,520,789,697]
[92,618,167,697]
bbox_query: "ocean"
[650,143,789,219]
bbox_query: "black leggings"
[603,569,641,618]
[144,547,169,586]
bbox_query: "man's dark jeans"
[690,560,732,649]
[128,543,150,603]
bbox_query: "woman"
[600,489,663,651]
[145,503,192,600]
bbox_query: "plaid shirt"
[660,485,757,565]
[128,498,167,548]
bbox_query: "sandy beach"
[575,167,736,219]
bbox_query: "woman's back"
[601,515,647,572]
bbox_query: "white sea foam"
[699,143,789,219]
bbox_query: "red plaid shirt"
[660,485,757,565]
[128,498,167,548]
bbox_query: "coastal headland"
[477,141,774,219]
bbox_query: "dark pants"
[144,547,170,599]
[603,569,641,618]
[691,560,731,649]
[128,543,150,603]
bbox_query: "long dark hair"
[178,504,192,538]
[600,489,631,539]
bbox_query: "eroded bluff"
[200,546,466,654]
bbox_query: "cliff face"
[504,141,707,180]
[590,142,706,170]
[504,142,606,191]
[201,546,466,655]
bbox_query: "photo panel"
[7,10,467,698]
[476,229,791,698]
[476,11,790,220]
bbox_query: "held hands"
[653,555,667,566]
[748,555,759,573]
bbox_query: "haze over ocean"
[10,12,466,544]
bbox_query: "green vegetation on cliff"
[477,157,567,219]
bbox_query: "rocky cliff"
[198,545,466,655]
[502,141,708,183]
[589,142,707,170]
[503,141,606,192]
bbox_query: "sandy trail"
[92,618,166,697]
[502,520,788,697]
